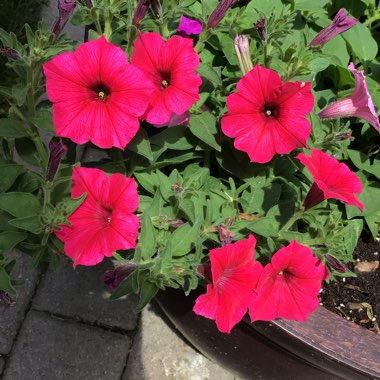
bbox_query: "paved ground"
[0,252,237,380]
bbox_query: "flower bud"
[51,0,77,42]
[102,264,137,292]
[217,224,234,246]
[335,131,354,141]
[132,0,150,27]
[207,0,237,30]
[47,139,68,182]
[150,0,162,20]
[0,47,21,60]
[325,254,349,273]
[234,35,253,76]
[254,16,267,41]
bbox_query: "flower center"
[91,82,111,101]
[103,206,113,225]
[263,102,279,117]
[160,72,171,89]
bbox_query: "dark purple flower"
[319,63,380,132]
[207,0,238,30]
[51,0,77,42]
[309,8,358,46]
[132,0,150,27]
[325,254,349,273]
[178,16,202,36]
[47,139,68,182]
[103,264,137,292]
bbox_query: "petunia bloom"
[319,63,380,132]
[43,36,154,149]
[221,65,314,163]
[131,32,201,125]
[193,235,263,333]
[153,111,190,128]
[249,241,328,322]
[178,16,202,36]
[55,167,140,267]
[296,148,364,211]
[309,8,358,46]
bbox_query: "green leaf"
[136,279,159,312]
[0,164,25,192]
[0,268,16,295]
[346,182,380,218]
[8,216,43,234]
[150,126,195,151]
[110,270,139,300]
[0,231,27,253]
[322,35,349,67]
[127,128,153,161]
[308,57,330,73]
[15,138,41,167]
[189,113,221,151]
[197,63,222,88]
[134,172,158,194]
[31,107,55,133]
[0,192,41,218]
[170,221,202,257]
[343,23,378,62]
[135,212,156,261]
[0,119,28,138]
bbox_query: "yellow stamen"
[162,79,169,88]
[265,110,272,116]
[278,270,283,275]
[107,217,111,223]
[98,91,107,100]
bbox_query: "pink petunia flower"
[249,241,328,322]
[309,8,358,46]
[193,235,263,333]
[178,16,202,35]
[131,32,201,125]
[221,65,314,163]
[153,111,190,128]
[296,148,364,211]
[43,36,154,149]
[55,167,140,267]
[319,63,380,132]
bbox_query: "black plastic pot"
[156,287,380,380]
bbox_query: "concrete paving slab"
[3,310,130,380]
[0,357,4,374]
[33,258,139,330]
[123,303,236,380]
[0,250,39,354]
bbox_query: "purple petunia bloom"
[309,8,358,46]
[319,63,380,132]
[178,16,202,35]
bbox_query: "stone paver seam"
[119,312,142,380]
[0,269,44,376]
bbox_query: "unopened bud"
[255,16,267,41]
[217,224,234,246]
[47,139,68,182]
[0,47,21,60]
[51,0,77,42]
[234,35,253,76]
[149,0,162,20]
[325,254,349,273]
[335,131,354,141]
[132,0,149,27]
[102,264,137,292]
[207,0,237,30]
[169,218,185,228]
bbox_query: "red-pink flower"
[55,167,140,267]
[296,148,364,211]
[178,16,202,35]
[319,63,380,132]
[193,235,262,333]
[221,65,314,163]
[131,32,201,124]
[43,36,154,149]
[249,241,328,322]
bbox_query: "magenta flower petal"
[193,235,263,333]
[221,65,314,163]
[249,241,328,322]
[319,63,380,132]
[296,149,364,211]
[55,167,140,267]
[310,8,358,46]
[178,16,202,35]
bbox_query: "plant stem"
[281,210,304,232]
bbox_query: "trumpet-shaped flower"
[193,235,262,333]
[131,32,201,124]
[221,65,314,163]
[44,36,154,149]
[319,63,380,132]
[178,16,202,35]
[296,148,364,211]
[249,241,328,322]
[55,167,140,267]
[310,9,358,46]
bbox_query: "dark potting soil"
[320,239,380,333]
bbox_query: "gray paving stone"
[3,310,130,380]
[0,250,39,354]
[0,357,5,374]
[33,258,139,330]
[123,303,236,380]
